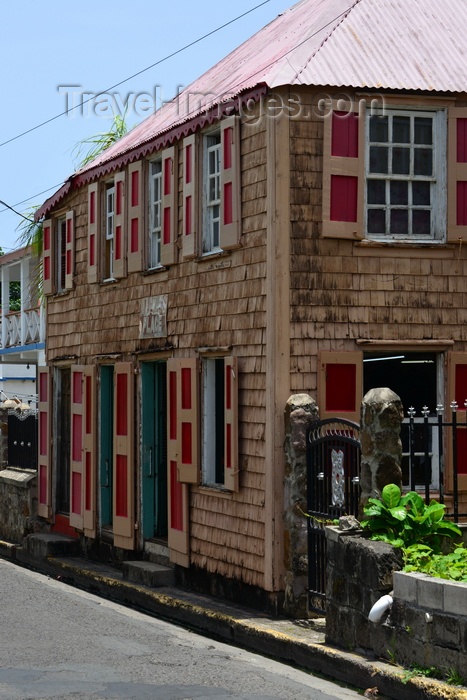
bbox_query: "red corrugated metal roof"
[38,0,467,217]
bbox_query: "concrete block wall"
[373,571,467,678]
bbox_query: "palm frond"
[72,110,130,169]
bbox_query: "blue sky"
[0,0,293,254]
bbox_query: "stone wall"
[325,527,403,652]
[0,468,46,543]
[326,530,467,681]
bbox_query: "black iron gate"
[306,418,361,613]
[7,410,38,470]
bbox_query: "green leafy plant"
[404,544,467,582]
[401,664,443,684]
[361,484,461,553]
[446,668,466,686]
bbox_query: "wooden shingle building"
[36,0,467,609]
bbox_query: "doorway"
[141,362,168,540]
[100,365,114,528]
[363,351,440,487]
[55,367,71,515]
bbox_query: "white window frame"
[148,159,163,269]
[201,357,225,486]
[202,129,221,254]
[104,182,115,280]
[365,107,447,243]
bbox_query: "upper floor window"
[149,159,162,268]
[182,116,241,259]
[366,110,446,241]
[104,182,115,280]
[322,102,455,244]
[42,211,74,296]
[56,216,67,293]
[203,130,221,254]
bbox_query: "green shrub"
[361,483,461,553]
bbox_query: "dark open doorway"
[363,351,439,487]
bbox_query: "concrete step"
[144,540,171,566]
[122,560,175,587]
[21,533,80,559]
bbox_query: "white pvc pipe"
[368,594,393,623]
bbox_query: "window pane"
[390,209,408,234]
[414,117,433,145]
[390,181,408,205]
[413,209,431,236]
[209,150,216,174]
[209,177,217,201]
[368,209,386,233]
[392,147,410,174]
[412,181,431,205]
[370,146,388,173]
[393,116,410,143]
[414,148,433,176]
[369,115,388,142]
[367,180,386,204]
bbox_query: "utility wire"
[0,0,355,244]
[0,1,272,149]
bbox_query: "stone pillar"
[360,387,404,510]
[283,394,319,618]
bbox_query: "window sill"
[197,250,231,269]
[100,278,118,286]
[196,484,232,497]
[143,265,169,278]
[354,239,455,258]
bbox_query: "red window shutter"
[42,219,53,295]
[448,353,467,488]
[113,362,135,549]
[167,358,193,567]
[182,134,197,259]
[83,366,97,538]
[331,110,359,157]
[64,211,75,290]
[330,175,358,222]
[447,107,467,242]
[69,366,85,530]
[38,367,52,519]
[113,171,126,279]
[220,116,241,250]
[322,105,364,239]
[224,356,239,492]
[317,351,362,422]
[87,183,99,283]
[127,160,144,273]
[160,146,177,266]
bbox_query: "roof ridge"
[293,0,363,83]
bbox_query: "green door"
[141,362,168,539]
[100,365,114,527]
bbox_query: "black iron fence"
[7,409,38,470]
[406,402,467,522]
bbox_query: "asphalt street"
[0,559,363,700]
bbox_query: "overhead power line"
[0,1,272,149]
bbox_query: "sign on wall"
[139,295,168,339]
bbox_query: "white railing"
[1,307,43,348]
